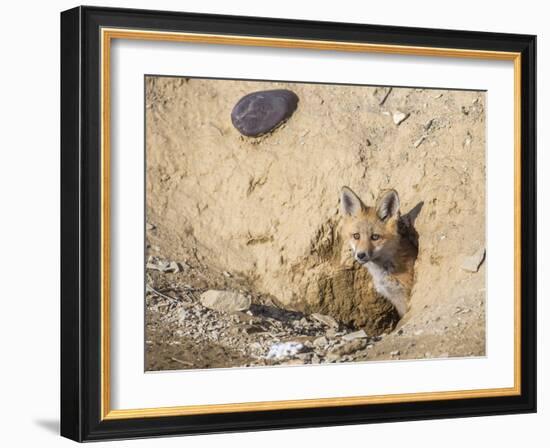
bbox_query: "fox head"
[340,186,401,265]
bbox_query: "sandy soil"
[145,76,486,370]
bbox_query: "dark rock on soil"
[231,89,299,137]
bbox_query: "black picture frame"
[61,5,536,442]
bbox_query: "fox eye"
[371,233,380,241]
[353,233,360,240]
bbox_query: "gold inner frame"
[100,27,522,420]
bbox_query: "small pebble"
[313,336,328,347]
[200,290,251,313]
[342,330,368,341]
[311,313,339,328]
[461,248,486,273]
[393,110,410,125]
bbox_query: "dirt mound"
[146,77,486,340]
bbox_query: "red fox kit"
[340,186,418,318]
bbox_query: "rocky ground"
[145,253,485,371]
[146,266,381,371]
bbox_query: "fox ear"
[340,186,364,217]
[376,190,400,221]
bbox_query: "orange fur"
[340,187,418,317]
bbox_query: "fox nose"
[356,251,367,261]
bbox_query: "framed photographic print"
[60,6,536,442]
